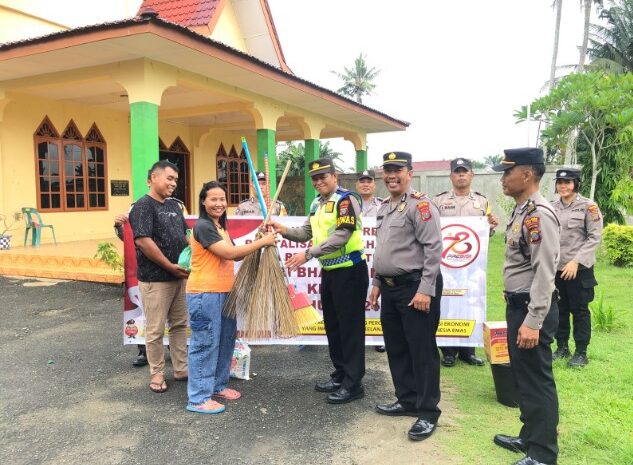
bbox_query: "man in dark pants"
[369,151,443,441]
[269,158,368,404]
[492,148,560,465]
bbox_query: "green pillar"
[257,129,277,197]
[130,101,159,200]
[304,139,320,214]
[356,149,368,172]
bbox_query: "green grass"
[438,234,633,465]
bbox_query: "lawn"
[438,233,633,465]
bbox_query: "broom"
[243,156,298,339]
[223,139,270,320]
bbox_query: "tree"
[332,53,380,104]
[515,72,633,223]
[550,0,564,89]
[483,154,502,168]
[276,141,343,177]
[588,0,633,73]
[579,1,604,71]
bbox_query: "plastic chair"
[22,207,57,246]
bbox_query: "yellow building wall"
[0,6,66,44]
[210,0,248,53]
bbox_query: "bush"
[602,224,633,267]
[590,291,626,332]
[94,242,123,272]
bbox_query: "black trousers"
[381,274,443,423]
[440,346,475,359]
[555,267,596,352]
[507,295,559,464]
[321,260,369,389]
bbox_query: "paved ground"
[0,276,460,465]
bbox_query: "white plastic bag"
[230,338,251,380]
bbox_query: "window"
[216,143,249,206]
[34,117,108,212]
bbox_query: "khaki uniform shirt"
[551,195,603,269]
[235,198,287,216]
[432,190,490,217]
[361,196,383,217]
[504,191,560,330]
[372,190,442,297]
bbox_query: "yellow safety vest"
[310,189,365,270]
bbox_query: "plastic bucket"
[490,363,519,408]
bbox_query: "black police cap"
[308,158,336,177]
[555,168,581,180]
[450,158,472,172]
[382,151,412,168]
[357,169,375,181]
[493,147,544,172]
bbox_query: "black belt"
[377,270,422,288]
[503,290,559,306]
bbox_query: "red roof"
[137,0,222,27]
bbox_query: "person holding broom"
[185,181,276,414]
[267,158,369,405]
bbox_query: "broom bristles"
[224,248,261,319]
[294,304,322,328]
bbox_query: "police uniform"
[235,172,287,216]
[356,169,383,217]
[234,198,286,216]
[493,148,560,465]
[433,158,490,366]
[551,168,602,365]
[280,158,368,401]
[373,152,444,433]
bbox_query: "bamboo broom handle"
[263,160,292,224]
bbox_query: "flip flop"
[213,388,241,400]
[149,379,168,393]
[186,401,225,414]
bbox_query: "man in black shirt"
[129,160,189,394]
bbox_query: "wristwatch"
[305,248,313,261]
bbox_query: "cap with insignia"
[256,172,266,181]
[357,169,375,181]
[555,168,581,180]
[493,147,544,172]
[308,157,336,177]
[382,151,412,168]
[450,157,472,172]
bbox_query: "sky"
[267,0,604,170]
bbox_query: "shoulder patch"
[417,201,432,221]
[524,215,541,243]
[587,203,601,222]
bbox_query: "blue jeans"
[186,292,237,405]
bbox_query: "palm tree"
[331,53,380,104]
[276,141,343,176]
[588,0,633,73]
[550,0,564,89]
[579,0,604,71]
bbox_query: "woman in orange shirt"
[186,181,275,414]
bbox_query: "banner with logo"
[123,215,488,347]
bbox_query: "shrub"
[602,224,633,267]
[94,242,123,272]
[590,291,626,332]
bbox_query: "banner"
[123,215,488,347]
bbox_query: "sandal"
[213,388,241,400]
[186,399,225,414]
[149,379,168,393]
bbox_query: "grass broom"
[243,157,298,339]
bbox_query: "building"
[0,0,407,245]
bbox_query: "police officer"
[355,169,386,353]
[268,158,368,404]
[235,172,287,216]
[433,157,498,368]
[552,168,602,368]
[492,148,560,465]
[369,151,443,442]
[356,169,383,216]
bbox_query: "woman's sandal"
[186,400,225,414]
[213,388,241,400]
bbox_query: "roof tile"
[137,0,222,27]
